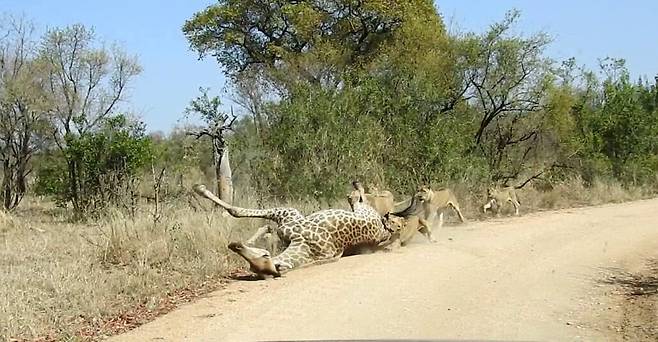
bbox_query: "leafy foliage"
[3,4,658,218]
[182,0,421,79]
[0,16,52,210]
[185,5,658,199]
[35,115,153,214]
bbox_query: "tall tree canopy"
[183,1,439,84]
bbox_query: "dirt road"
[110,198,658,342]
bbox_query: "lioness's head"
[486,187,497,198]
[228,242,281,277]
[415,184,433,202]
[366,183,380,193]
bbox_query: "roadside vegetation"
[1,1,657,340]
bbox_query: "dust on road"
[109,198,658,342]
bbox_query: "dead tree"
[186,87,236,203]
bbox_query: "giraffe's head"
[347,180,368,210]
[347,189,363,210]
[228,242,281,277]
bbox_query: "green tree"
[182,0,422,82]
[184,2,658,199]
[456,10,554,184]
[37,24,141,211]
[597,58,658,184]
[184,1,491,196]
[35,115,152,215]
[257,82,388,198]
[0,15,51,210]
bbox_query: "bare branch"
[186,129,215,140]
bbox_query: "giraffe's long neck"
[391,195,420,218]
[193,184,300,225]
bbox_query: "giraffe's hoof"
[228,242,244,252]
[192,184,207,194]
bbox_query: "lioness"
[482,186,521,216]
[385,214,433,246]
[389,185,465,242]
[347,181,405,216]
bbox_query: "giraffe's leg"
[245,225,272,246]
[193,184,304,224]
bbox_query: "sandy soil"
[109,198,658,342]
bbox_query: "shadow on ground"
[597,259,658,341]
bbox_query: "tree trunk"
[68,159,80,212]
[217,147,233,204]
[2,158,11,210]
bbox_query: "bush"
[35,115,153,216]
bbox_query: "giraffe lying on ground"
[193,184,394,278]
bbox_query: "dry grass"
[0,209,15,231]
[0,178,654,341]
[0,193,330,341]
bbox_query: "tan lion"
[385,214,433,247]
[482,186,521,216]
[392,185,466,242]
[347,181,406,216]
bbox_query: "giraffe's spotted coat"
[193,184,391,276]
